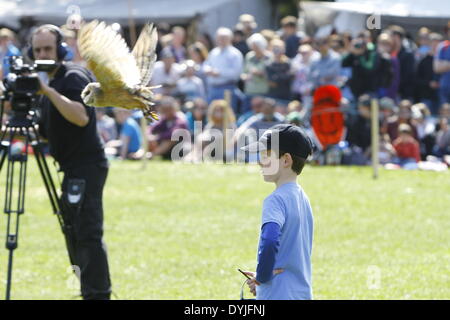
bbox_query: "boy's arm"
[255,222,281,284]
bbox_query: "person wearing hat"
[0,28,20,78]
[241,124,314,300]
[345,95,372,164]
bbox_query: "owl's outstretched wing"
[78,20,141,90]
[132,23,158,86]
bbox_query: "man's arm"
[39,80,89,127]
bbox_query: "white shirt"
[203,45,243,86]
[150,61,183,94]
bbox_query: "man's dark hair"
[278,150,307,175]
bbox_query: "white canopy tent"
[301,0,450,37]
[0,0,273,36]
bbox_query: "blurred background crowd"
[1,12,450,170]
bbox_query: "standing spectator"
[342,37,392,99]
[188,41,209,87]
[377,32,400,100]
[266,39,292,106]
[280,16,301,59]
[416,27,431,62]
[291,44,319,107]
[237,14,257,39]
[203,27,244,115]
[0,28,20,78]
[388,25,415,100]
[241,33,271,106]
[110,108,143,160]
[169,26,187,63]
[392,123,421,168]
[433,22,450,105]
[415,33,443,115]
[150,47,183,96]
[148,97,189,160]
[309,37,341,90]
[176,60,206,101]
[233,27,250,57]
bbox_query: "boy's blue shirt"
[256,181,314,300]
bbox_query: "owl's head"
[81,82,101,106]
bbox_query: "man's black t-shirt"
[39,62,106,170]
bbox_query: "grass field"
[0,160,449,300]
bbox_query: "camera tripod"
[0,101,77,300]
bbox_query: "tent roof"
[303,0,450,18]
[0,0,231,28]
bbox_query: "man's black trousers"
[61,161,111,300]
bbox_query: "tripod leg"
[29,127,78,268]
[2,127,27,300]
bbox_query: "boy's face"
[258,150,281,182]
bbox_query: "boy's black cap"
[241,124,314,159]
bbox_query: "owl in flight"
[78,20,159,120]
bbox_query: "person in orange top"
[393,123,421,166]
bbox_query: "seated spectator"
[309,37,341,90]
[280,16,301,59]
[185,98,208,137]
[188,99,236,162]
[237,95,264,127]
[411,103,436,159]
[96,108,117,143]
[150,47,183,96]
[440,103,450,120]
[176,60,206,101]
[434,117,450,158]
[107,108,143,160]
[379,134,397,165]
[345,95,372,164]
[387,100,419,141]
[239,97,285,141]
[241,33,272,102]
[148,97,189,160]
[392,123,421,168]
[266,39,292,106]
[379,97,398,135]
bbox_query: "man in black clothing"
[342,37,392,99]
[31,24,111,299]
[389,25,416,100]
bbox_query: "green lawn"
[0,160,449,299]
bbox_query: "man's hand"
[242,271,260,297]
[36,76,51,96]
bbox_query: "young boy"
[241,124,314,300]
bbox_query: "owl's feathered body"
[77,20,159,120]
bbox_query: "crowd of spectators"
[1,14,450,169]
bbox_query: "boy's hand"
[242,271,260,297]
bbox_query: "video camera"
[1,56,57,114]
